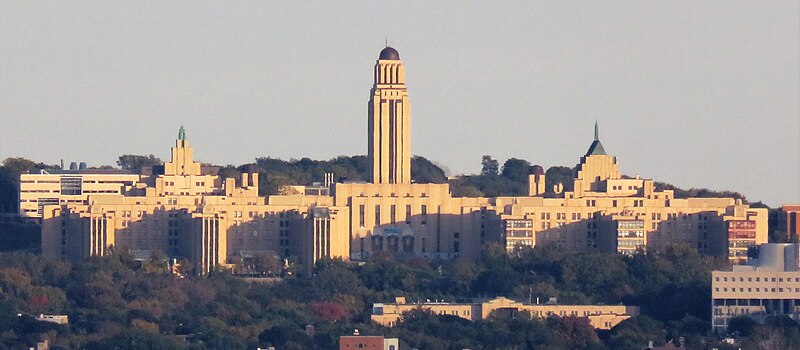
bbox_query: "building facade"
[371,296,638,330]
[784,205,800,240]
[711,243,800,334]
[33,47,768,272]
[339,334,398,350]
[369,47,411,185]
[19,171,140,221]
[40,130,348,274]
[495,125,768,257]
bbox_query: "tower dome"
[379,47,400,60]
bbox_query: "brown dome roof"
[379,47,400,60]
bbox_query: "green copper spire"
[178,126,186,140]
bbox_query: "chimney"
[225,178,235,196]
[250,172,258,187]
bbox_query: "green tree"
[501,158,531,183]
[545,166,574,194]
[0,157,56,212]
[480,155,499,176]
[116,154,162,173]
[728,316,758,337]
[607,315,665,350]
[411,156,447,183]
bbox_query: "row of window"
[716,276,800,283]
[358,204,428,227]
[164,181,206,187]
[357,192,428,198]
[716,287,800,293]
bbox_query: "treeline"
[0,154,766,212]
[3,244,798,349]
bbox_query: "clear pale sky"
[1,1,798,207]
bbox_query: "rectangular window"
[406,205,412,225]
[390,205,396,224]
[60,176,83,196]
[421,205,427,225]
[375,205,381,225]
[359,205,365,227]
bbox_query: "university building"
[38,129,348,274]
[496,126,767,258]
[371,296,639,330]
[711,243,800,334]
[30,47,767,273]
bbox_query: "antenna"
[385,38,388,47]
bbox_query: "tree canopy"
[116,154,162,173]
[0,242,776,350]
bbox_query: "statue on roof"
[178,126,186,140]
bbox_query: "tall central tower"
[368,46,411,184]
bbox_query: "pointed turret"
[585,122,606,156]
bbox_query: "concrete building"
[783,205,800,240]
[33,47,768,271]
[369,47,411,185]
[371,296,638,330]
[711,243,800,334]
[40,128,348,274]
[496,123,768,258]
[339,332,398,350]
[35,314,69,325]
[19,171,139,221]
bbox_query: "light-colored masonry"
[24,47,766,274]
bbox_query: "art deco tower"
[368,47,411,184]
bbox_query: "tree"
[548,316,600,349]
[480,155,499,176]
[411,156,447,183]
[116,154,162,173]
[728,316,758,337]
[607,315,665,350]
[545,166,575,194]
[259,324,311,348]
[0,158,56,213]
[310,301,349,322]
[501,158,531,183]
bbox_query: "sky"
[1,1,798,207]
